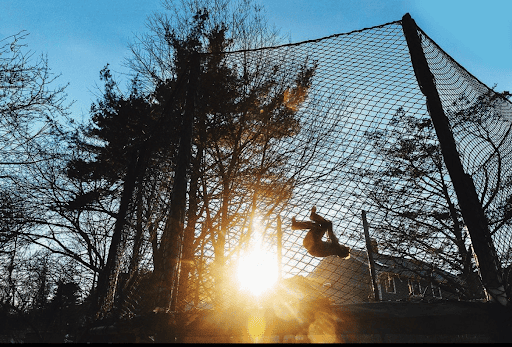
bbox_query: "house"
[305,247,486,304]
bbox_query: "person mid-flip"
[291,206,350,259]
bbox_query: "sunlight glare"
[236,220,278,297]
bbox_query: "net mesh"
[107,18,512,320]
[419,27,512,300]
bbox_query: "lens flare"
[247,312,266,342]
[308,311,337,343]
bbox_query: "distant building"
[305,247,486,304]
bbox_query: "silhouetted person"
[292,206,350,259]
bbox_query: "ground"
[181,300,512,343]
[26,299,511,342]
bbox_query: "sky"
[2,0,511,119]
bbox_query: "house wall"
[307,251,477,304]
[377,274,459,302]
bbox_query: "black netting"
[419,27,512,302]
[217,21,426,305]
[107,18,512,321]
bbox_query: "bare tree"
[0,31,69,172]
[117,0,318,313]
[360,89,512,299]
[0,31,72,312]
[448,90,512,237]
[360,108,478,297]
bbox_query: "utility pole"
[362,211,380,301]
[277,215,283,281]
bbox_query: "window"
[431,283,442,298]
[408,279,423,296]
[378,273,396,296]
[383,274,396,294]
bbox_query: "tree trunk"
[154,52,200,310]
[94,146,147,317]
[176,141,203,311]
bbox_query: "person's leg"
[295,208,350,258]
[310,207,336,241]
[311,207,351,259]
[310,206,333,230]
[310,206,328,223]
[291,217,316,230]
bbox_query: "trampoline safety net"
[108,15,512,320]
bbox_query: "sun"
[236,227,278,297]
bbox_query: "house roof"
[308,248,462,286]
[371,252,462,285]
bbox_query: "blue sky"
[2,0,511,119]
